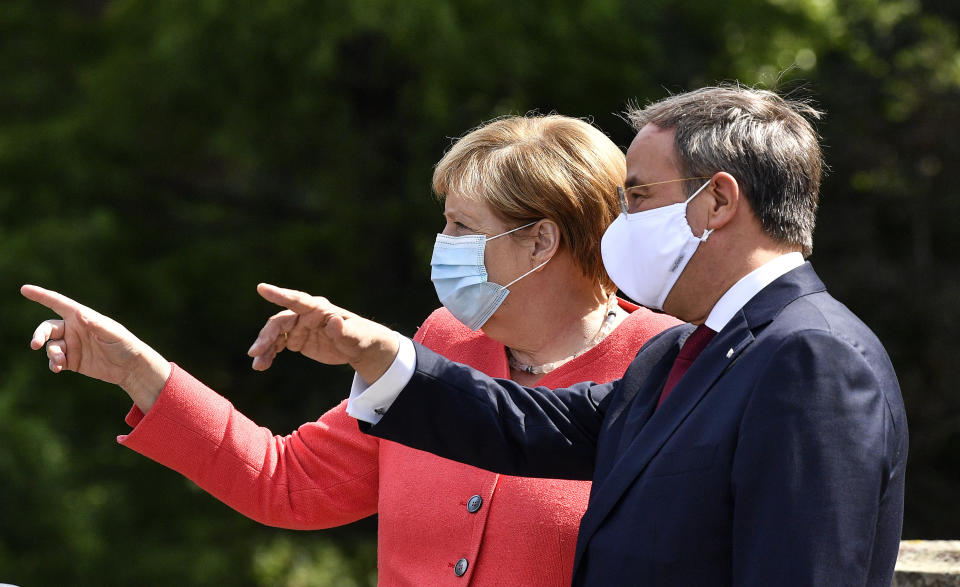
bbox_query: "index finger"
[256,283,332,315]
[20,284,85,318]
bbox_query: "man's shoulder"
[753,291,903,412]
[773,289,887,353]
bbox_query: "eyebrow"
[624,175,659,189]
[623,180,654,191]
[443,208,481,228]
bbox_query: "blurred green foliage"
[0,0,957,584]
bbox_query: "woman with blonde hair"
[23,114,679,584]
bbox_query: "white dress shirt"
[702,252,804,332]
[347,252,806,424]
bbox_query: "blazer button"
[466,494,483,513]
[454,558,469,577]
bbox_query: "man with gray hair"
[249,85,908,585]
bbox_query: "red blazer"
[118,302,679,585]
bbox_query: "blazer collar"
[737,261,826,331]
[571,262,827,577]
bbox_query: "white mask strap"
[684,180,713,242]
[503,259,550,289]
[486,220,538,242]
[683,180,712,204]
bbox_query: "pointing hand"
[21,284,171,412]
[248,283,400,384]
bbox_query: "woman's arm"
[22,284,381,529]
[119,367,380,529]
[22,284,171,412]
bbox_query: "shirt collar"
[703,252,805,332]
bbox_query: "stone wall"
[894,541,960,586]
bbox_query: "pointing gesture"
[21,284,171,412]
[248,283,400,384]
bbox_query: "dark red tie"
[657,325,716,408]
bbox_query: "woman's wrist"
[120,347,172,413]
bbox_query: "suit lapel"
[574,316,754,562]
[614,329,690,456]
[604,326,690,429]
[571,263,828,578]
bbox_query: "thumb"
[328,315,400,384]
[325,314,383,364]
[325,315,357,350]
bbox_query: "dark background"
[1,1,958,584]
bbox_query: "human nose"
[440,221,458,236]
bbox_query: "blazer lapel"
[574,317,754,562]
[572,263,828,577]
[614,329,690,457]
[604,326,690,430]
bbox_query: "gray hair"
[625,85,824,257]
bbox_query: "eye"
[451,221,476,234]
[622,188,651,212]
[442,220,473,235]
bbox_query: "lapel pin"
[726,348,734,359]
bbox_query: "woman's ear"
[531,219,561,264]
[705,172,740,232]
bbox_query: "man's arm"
[365,342,614,480]
[246,283,612,480]
[731,330,905,585]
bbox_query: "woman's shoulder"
[539,300,683,385]
[580,300,683,367]
[413,307,489,348]
[617,300,684,339]
[413,308,510,377]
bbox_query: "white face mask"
[430,221,547,330]
[600,180,712,310]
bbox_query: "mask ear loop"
[502,258,550,289]
[485,220,538,242]
[684,180,714,242]
[486,219,551,289]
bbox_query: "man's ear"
[705,172,741,231]
[530,219,561,264]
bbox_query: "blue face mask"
[431,221,547,330]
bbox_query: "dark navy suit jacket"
[366,263,908,586]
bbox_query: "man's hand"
[248,283,400,384]
[20,284,171,412]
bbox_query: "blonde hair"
[432,114,625,291]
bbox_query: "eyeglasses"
[617,177,712,214]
